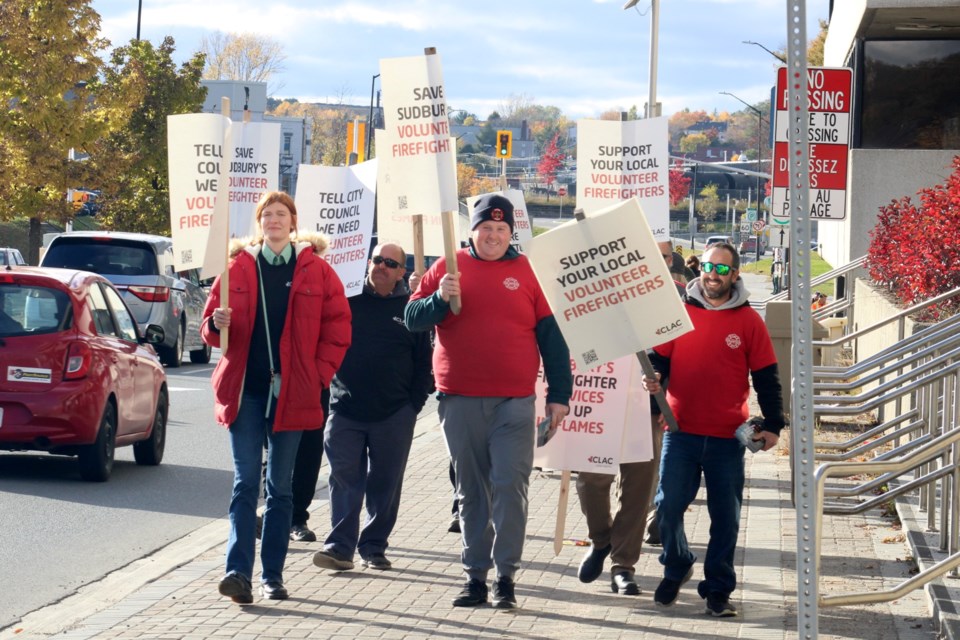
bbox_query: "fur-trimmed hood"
[228,231,330,260]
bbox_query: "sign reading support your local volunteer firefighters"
[525,198,693,371]
[295,160,378,297]
[771,66,852,224]
[467,190,533,254]
[575,117,670,240]
[533,356,653,473]
[375,53,459,255]
[228,121,280,238]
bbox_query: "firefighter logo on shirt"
[725,333,742,349]
[503,277,520,291]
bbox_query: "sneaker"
[448,515,461,534]
[452,579,488,607]
[312,548,354,571]
[290,523,317,542]
[361,554,393,570]
[577,543,612,583]
[704,592,738,617]
[218,572,253,604]
[255,515,263,540]
[492,576,517,609]
[653,566,694,607]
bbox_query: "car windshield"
[0,284,72,337]
[43,239,159,277]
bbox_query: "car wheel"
[189,342,212,364]
[79,403,117,482]
[134,387,167,466]
[160,322,184,368]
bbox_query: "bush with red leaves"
[866,156,960,319]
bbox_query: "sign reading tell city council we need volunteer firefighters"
[524,198,693,371]
[534,355,653,473]
[375,53,459,256]
[295,160,378,298]
[467,190,533,254]
[167,114,280,276]
[576,117,670,240]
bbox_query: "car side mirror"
[143,324,166,345]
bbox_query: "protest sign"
[533,355,652,473]
[576,118,670,240]
[525,198,692,370]
[227,121,280,238]
[295,160,378,297]
[466,189,533,254]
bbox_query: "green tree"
[0,0,121,263]
[696,184,721,221]
[91,37,206,235]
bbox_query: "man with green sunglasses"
[642,242,785,618]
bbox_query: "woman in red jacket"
[201,191,351,604]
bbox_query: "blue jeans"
[322,404,417,559]
[655,430,745,598]
[226,393,302,584]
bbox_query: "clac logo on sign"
[587,455,614,465]
[656,319,684,335]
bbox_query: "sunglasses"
[372,255,402,269]
[701,262,733,276]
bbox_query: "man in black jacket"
[312,243,433,572]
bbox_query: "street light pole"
[720,91,765,260]
[622,0,660,118]
[136,0,143,41]
[742,40,786,63]
[366,73,380,162]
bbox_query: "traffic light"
[496,130,513,159]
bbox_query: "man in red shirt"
[405,194,572,610]
[642,242,784,618]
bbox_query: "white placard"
[295,160,378,297]
[227,121,281,239]
[466,190,533,254]
[525,198,692,371]
[576,117,670,240]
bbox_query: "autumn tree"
[0,0,130,262]
[90,37,207,235]
[201,32,286,95]
[679,133,709,154]
[696,184,721,221]
[668,109,710,144]
[537,133,565,197]
[668,161,692,206]
[457,163,497,199]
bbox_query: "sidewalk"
[3,400,938,640]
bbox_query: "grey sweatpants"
[439,394,535,582]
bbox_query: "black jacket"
[329,281,433,422]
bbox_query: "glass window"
[102,285,138,342]
[87,281,117,337]
[283,133,292,154]
[42,238,159,276]
[861,39,960,149]
[0,284,71,336]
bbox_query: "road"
[0,358,230,631]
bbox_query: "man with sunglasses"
[312,243,433,573]
[405,193,572,609]
[642,242,785,618]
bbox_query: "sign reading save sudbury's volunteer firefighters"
[167,114,280,274]
[376,53,459,255]
[533,355,653,473]
[575,118,670,240]
[525,198,693,371]
[295,160,378,298]
[467,190,533,254]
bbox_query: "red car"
[0,267,169,481]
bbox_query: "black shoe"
[255,515,263,540]
[361,554,393,570]
[452,579,488,607]
[312,548,354,571]
[259,580,289,600]
[218,573,253,604]
[644,531,662,546]
[492,576,518,609]
[448,515,461,533]
[654,567,694,607]
[704,592,738,617]
[290,523,317,542]
[610,571,640,596]
[577,543,612,583]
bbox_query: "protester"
[405,193,572,610]
[642,242,785,617]
[685,254,701,278]
[202,191,351,604]
[659,240,695,283]
[312,243,433,573]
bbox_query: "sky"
[90,0,829,121]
